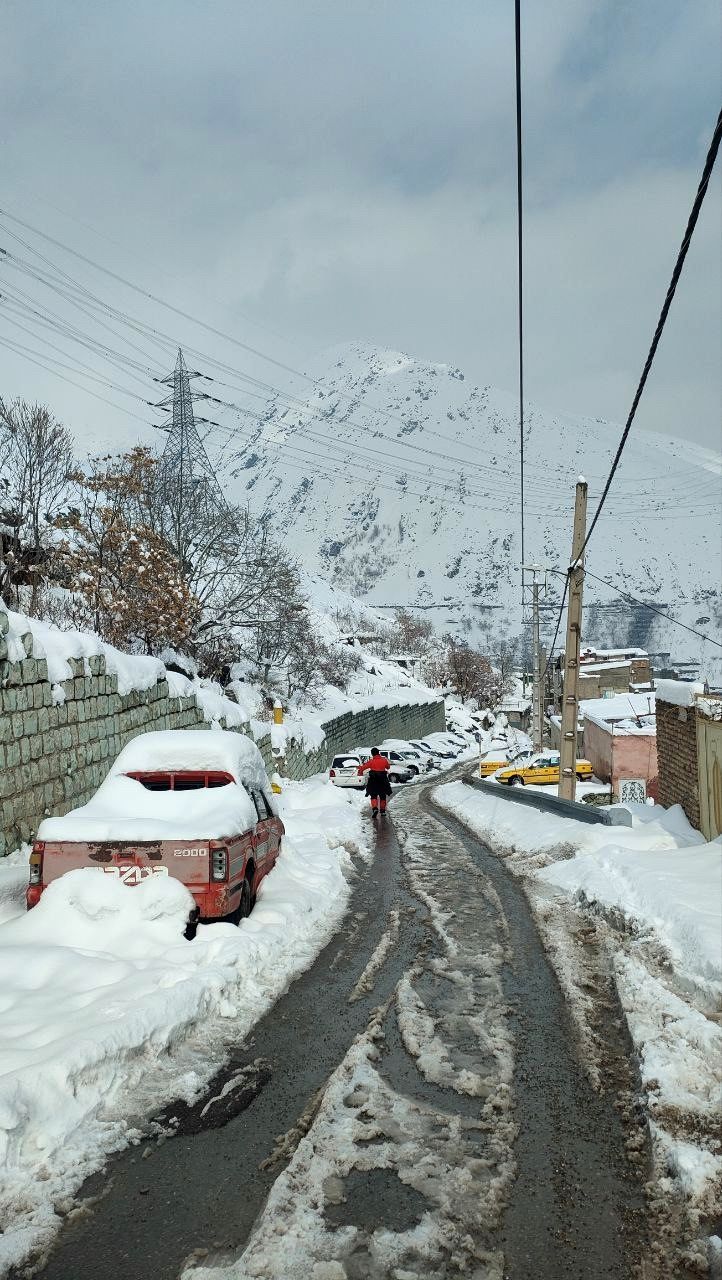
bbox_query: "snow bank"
[539,834,722,996]
[0,779,368,1277]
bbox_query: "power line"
[541,573,570,680]
[515,0,525,603]
[573,106,722,567]
[576,567,722,651]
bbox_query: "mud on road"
[29,771,650,1280]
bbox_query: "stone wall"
[273,700,446,781]
[0,607,444,855]
[656,697,700,831]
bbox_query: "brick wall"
[656,697,700,830]
[0,606,444,855]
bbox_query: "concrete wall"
[0,606,444,855]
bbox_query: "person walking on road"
[358,747,392,817]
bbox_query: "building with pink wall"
[581,692,658,799]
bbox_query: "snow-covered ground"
[0,778,369,1278]
[434,781,722,1250]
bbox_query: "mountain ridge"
[217,341,722,677]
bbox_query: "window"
[251,790,274,822]
[126,771,234,791]
[258,791,274,820]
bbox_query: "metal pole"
[538,644,547,746]
[531,579,541,751]
[558,479,588,802]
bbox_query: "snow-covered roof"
[579,660,635,674]
[581,691,656,736]
[109,730,269,788]
[580,647,648,660]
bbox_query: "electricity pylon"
[152,348,228,573]
[154,348,225,505]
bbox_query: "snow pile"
[0,846,31,924]
[655,679,705,707]
[539,827,721,997]
[38,731,271,843]
[433,780,722,1223]
[0,779,368,1277]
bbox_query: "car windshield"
[332,757,358,768]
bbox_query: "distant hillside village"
[516,643,722,837]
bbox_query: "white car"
[409,740,441,766]
[378,741,429,776]
[329,751,413,787]
[328,753,367,788]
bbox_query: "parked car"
[329,753,368,788]
[27,730,283,927]
[379,740,432,774]
[329,751,413,787]
[432,732,467,755]
[494,751,593,786]
[409,740,441,766]
[479,749,534,778]
[421,734,457,760]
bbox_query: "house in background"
[581,691,658,799]
[497,694,532,733]
[548,645,652,713]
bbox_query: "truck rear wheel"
[229,876,253,925]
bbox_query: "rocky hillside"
[220,343,722,675]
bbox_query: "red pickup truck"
[28,729,284,928]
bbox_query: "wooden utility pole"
[558,479,588,801]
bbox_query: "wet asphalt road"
[29,770,648,1280]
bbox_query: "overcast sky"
[1,0,720,456]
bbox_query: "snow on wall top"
[5,607,164,696]
[655,679,705,708]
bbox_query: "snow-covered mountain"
[219,342,722,676]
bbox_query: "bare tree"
[494,636,521,696]
[426,635,504,707]
[0,399,75,607]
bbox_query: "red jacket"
[358,755,390,775]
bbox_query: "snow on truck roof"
[109,729,269,789]
[38,730,272,843]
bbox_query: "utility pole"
[521,564,545,752]
[558,479,588,802]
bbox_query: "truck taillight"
[29,841,45,885]
[211,848,228,881]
